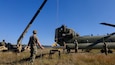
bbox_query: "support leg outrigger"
[17,43,22,53]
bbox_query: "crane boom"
[17,0,47,52]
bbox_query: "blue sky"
[0,0,115,45]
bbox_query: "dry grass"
[0,49,115,65]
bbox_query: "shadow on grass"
[0,53,49,65]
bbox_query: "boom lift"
[17,0,47,52]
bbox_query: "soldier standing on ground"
[27,30,44,64]
[74,39,78,53]
[104,42,108,55]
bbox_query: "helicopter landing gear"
[100,42,113,55]
[75,49,78,53]
[108,49,113,53]
[100,49,113,53]
[67,49,71,53]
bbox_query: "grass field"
[0,49,115,65]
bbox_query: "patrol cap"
[33,30,37,34]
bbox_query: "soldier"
[27,30,44,64]
[1,40,6,46]
[74,39,78,53]
[104,42,108,55]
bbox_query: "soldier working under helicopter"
[74,39,78,53]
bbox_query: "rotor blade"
[100,22,115,27]
[86,32,115,49]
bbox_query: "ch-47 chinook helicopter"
[55,23,115,54]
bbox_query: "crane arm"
[17,0,47,52]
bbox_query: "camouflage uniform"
[1,40,6,46]
[74,40,78,53]
[28,30,43,63]
[104,42,108,55]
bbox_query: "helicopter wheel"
[100,49,104,53]
[85,49,91,52]
[75,49,78,53]
[100,49,113,53]
[108,49,113,53]
[67,49,70,53]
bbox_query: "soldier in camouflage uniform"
[27,30,44,63]
[104,42,108,55]
[74,39,78,53]
[1,40,6,46]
